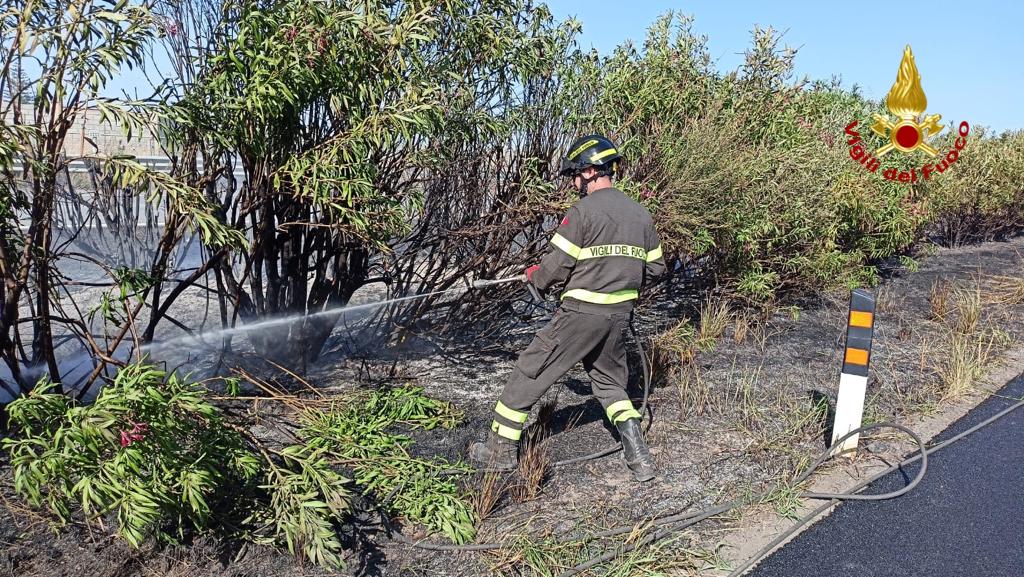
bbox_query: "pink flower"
[119,422,149,447]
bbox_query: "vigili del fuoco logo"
[844,45,969,184]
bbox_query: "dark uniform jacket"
[531,187,666,312]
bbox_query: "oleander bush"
[583,16,927,300]
[3,363,474,567]
[4,0,1023,391]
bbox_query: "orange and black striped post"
[831,289,876,454]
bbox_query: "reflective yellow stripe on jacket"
[646,245,662,262]
[561,288,638,304]
[550,233,581,259]
[552,237,662,265]
[549,229,663,304]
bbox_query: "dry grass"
[928,278,952,321]
[729,364,763,430]
[676,363,714,417]
[653,317,697,366]
[486,530,699,577]
[471,471,507,525]
[931,278,1010,401]
[652,317,698,393]
[986,274,1024,305]
[750,320,778,356]
[655,299,734,405]
[896,320,913,342]
[936,329,999,400]
[714,362,830,478]
[733,313,751,344]
[697,297,732,352]
[875,286,900,314]
[952,283,982,335]
[511,402,553,503]
[514,435,550,502]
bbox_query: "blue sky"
[547,0,1024,133]
[104,1,1021,133]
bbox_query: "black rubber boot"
[469,430,518,471]
[616,418,655,482]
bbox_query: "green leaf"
[94,11,128,22]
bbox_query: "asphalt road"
[748,373,1024,577]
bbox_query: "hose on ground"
[548,422,929,577]
[390,422,925,554]
[390,397,1024,574]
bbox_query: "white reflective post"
[832,289,875,454]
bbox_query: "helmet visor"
[559,158,581,178]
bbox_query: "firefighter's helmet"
[559,134,621,178]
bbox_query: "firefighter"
[469,135,666,482]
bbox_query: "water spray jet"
[145,275,538,355]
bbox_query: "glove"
[525,264,540,282]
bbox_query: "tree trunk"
[29,176,61,392]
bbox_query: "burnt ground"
[3,236,1024,577]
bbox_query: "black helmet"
[559,134,621,178]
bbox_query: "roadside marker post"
[832,289,876,455]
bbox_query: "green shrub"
[3,364,266,547]
[579,15,925,302]
[3,366,475,567]
[299,385,476,544]
[251,443,352,568]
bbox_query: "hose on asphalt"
[392,397,1024,574]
